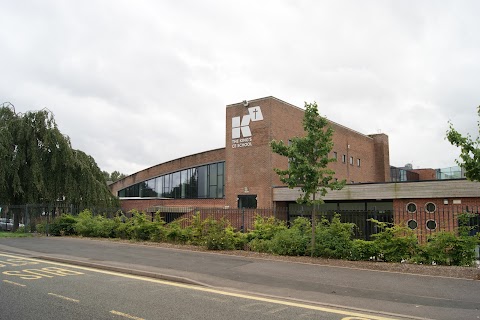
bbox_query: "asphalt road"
[0,253,391,320]
[1,237,479,320]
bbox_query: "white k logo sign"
[232,106,263,139]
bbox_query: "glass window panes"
[406,203,417,213]
[197,165,208,198]
[407,219,418,230]
[172,171,181,198]
[426,220,437,230]
[117,161,225,200]
[425,202,436,213]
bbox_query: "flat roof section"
[273,179,480,201]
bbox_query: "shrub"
[422,231,477,266]
[149,212,167,242]
[349,239,379,261]
[187,212,205,245]
[247,238,273,253]
[128,210,157,241]
[36,222,46,234]
[48,214,78,236]
[165,219,189,243]
[269,217,310,256]
[202,217,241,250]
[312,215,355,259]
[74,210,115,238]
[246,215,287,242]
[371,220,419,262]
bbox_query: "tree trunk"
[311,193,316,257]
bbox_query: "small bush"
[14,226,26,234]
[312,215,355,259]
[203,217,240,250]
[269,217,310,256]
[349,239,379,261]
[149,212,167,242]
[422,231,477,266]
[371,220,419,262]
[49,214,78,236]
[74,210,116,238]
[165,219,189,243]
[247,238,273,253]
[128,210,156,241]
[36,223,46,234]
[246,215,287,242]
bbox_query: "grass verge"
[0,231,33,238]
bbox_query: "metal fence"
[288,205,479,241]
[1,204,478,243]
[0,204,120,233]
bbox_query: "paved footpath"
[1,237,479,320]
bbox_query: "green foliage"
[0,231,32,238]
[0,102,117,207]
[446,106,480,181]
[247,215,287,241]
[128,210,157,241]
[270,102,344,202]
[28,208,478,267]
[420,231,477,266]
[269,217,310,256]
[36,222,46,234]
[312,215,355,259]
[165,219,189,243]
[270,102,345,253]
[349,239,379,261]
[203,218,237,250]
[149,212,167,242]
[49,214,78,236]
[14,226,26,233]
[74,209,117,238]
[371,220,419,262]
[102,170,127,183]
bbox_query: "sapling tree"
[271,101,345,255]
[446,106,480,181]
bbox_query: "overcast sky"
[1,1,478,175]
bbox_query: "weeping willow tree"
[0,102,117,207]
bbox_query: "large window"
[118,162,225,199]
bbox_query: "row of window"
[118,162,225,199]
[407,219,437,231]
[333,152,361,167]
[406,202,436,214]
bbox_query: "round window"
[426,220,437,230]
[406,202,417,213]
[407,219,418,230]
[425,202,436,213]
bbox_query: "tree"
[102,170,127,183]
[0,102,117,207]
[446,106,480,181]
[271,101,345,255]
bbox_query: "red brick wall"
[410,169,437,181]
[393,198,479,242]
[225,97,391,208]
[120,198,227,213]
[112,96,391,210]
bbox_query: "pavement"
[1,237,479,320]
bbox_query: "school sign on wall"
[231,106,263,149]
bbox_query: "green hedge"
[35,210,479,266]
